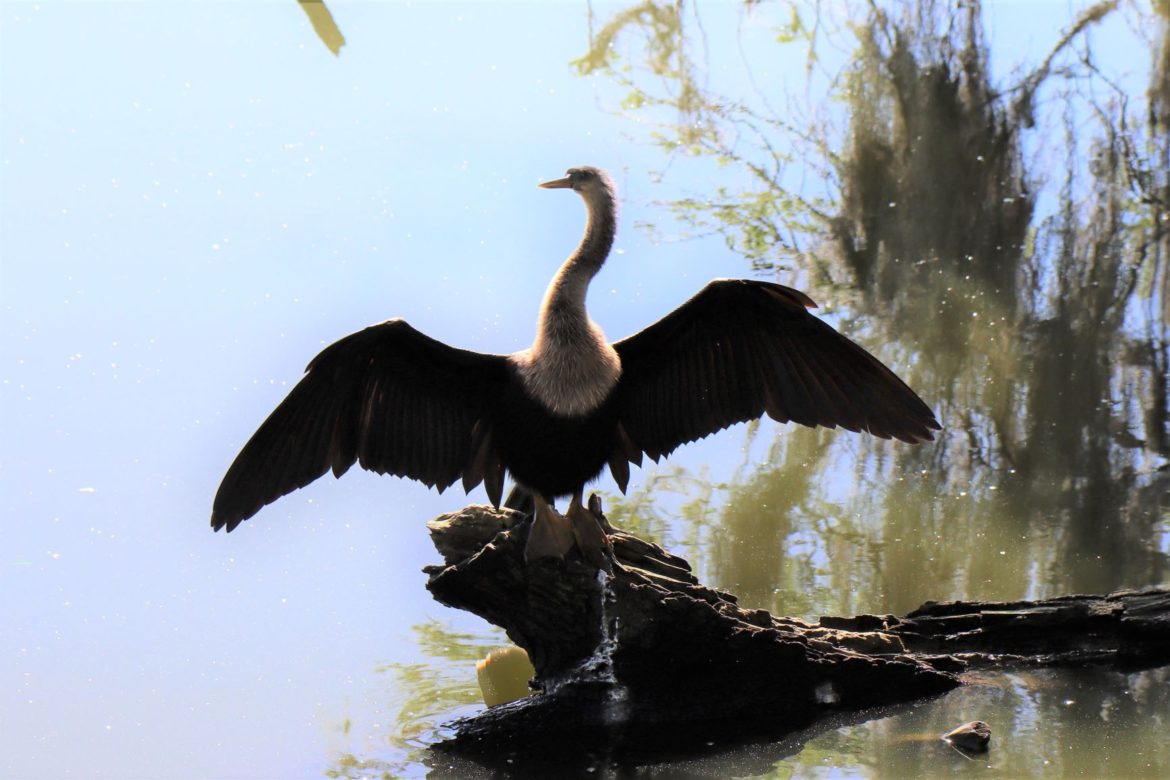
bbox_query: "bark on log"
[422,503,1170,760]
[826,589,1170,669]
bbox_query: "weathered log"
[826,589,1170,668]
[424,503,950,748]
[422,503,1170,762]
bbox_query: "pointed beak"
[539,176,573,189]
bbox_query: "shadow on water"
[419,703,924,778]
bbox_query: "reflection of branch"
[1081,53,1170,209]
[1011,0,1117,125]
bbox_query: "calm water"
[2,2,1166,778]
[337,631,1170,778]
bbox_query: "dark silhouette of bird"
[212,166,940,560]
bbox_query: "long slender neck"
[514,181,622,417]
[540,189,616,325]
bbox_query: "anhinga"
[212,167,939,560]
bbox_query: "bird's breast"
[510,320,621,417]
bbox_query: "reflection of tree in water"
[579,0,1169,612]
[856,667,1170,777]
[326,620,504,779]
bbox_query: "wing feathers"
[483,448,505,508]
[215,282,939,531]
[462,423,490,494]
[782,336,843,428]
[608,451,631,493]
[768,339,819,427]
[212,320,509,532]
[612,280,939,465]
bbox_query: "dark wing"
[611,280,940,463]
[211,319,510,532]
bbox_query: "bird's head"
[539,166,616,208]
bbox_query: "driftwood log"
[423,502,1170,765]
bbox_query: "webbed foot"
[567,493,612,570]
[524,497,575,562]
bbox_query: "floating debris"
[943,720,991,753]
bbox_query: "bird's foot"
[567,494,612,571]
[524,501,576,562]
[522,494,613,570]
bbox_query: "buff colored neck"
[513,182,621,417]
[538,185,616,330]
